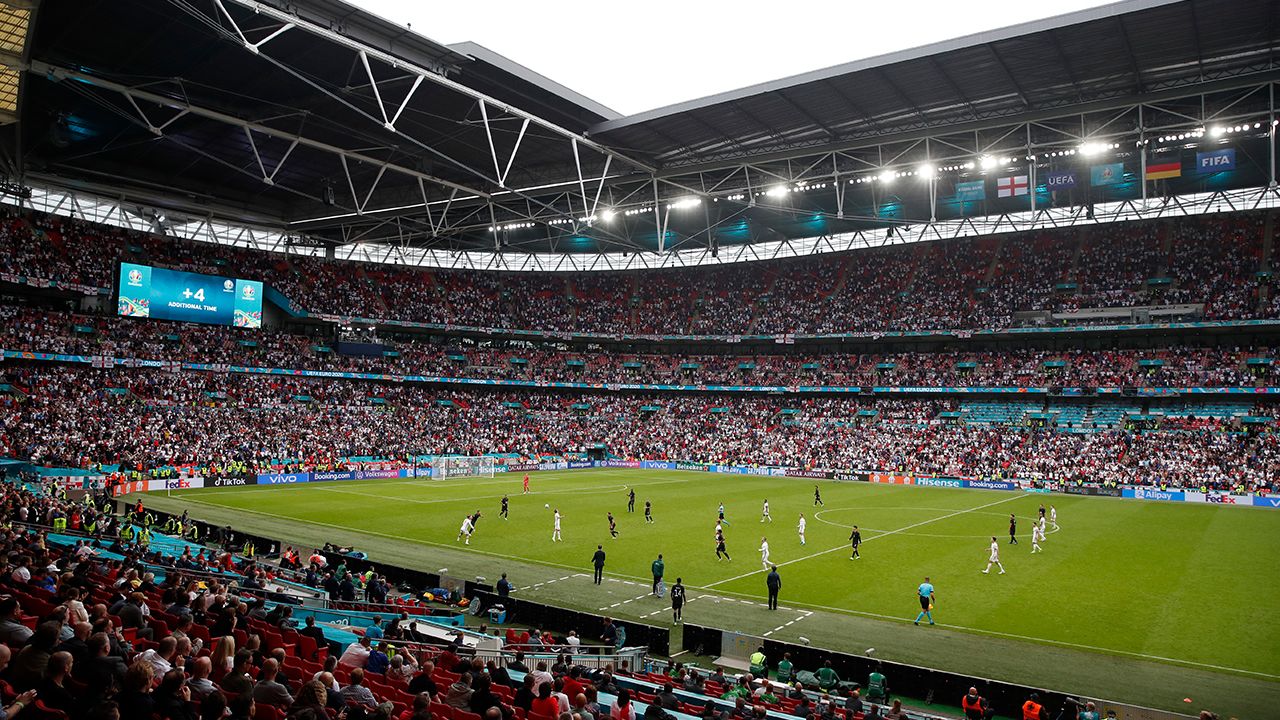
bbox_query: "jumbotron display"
[116,262,263,328]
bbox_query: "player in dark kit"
[1009,513,1018,544]
[849,525,862,559]
[500,495,509,519]
[715,530,731,561]
[608,512,618,538]
[644,500,654,523]
[627,488,636,512]
[814,485,824,506]
[670,578,686,623]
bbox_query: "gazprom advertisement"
[118,262,263,328]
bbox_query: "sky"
[352,0,1121,116]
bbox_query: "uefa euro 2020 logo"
[127,269,143,287]
[240,284,256,301]
[223,279,234,292]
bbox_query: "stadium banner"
[1062,485,1123,497]
[208,477,249,487]
[110,480,150,496]
[537,461,569,471]
[148,477,204,491]
[1021,486,1051,493]
[1044,171,1076,190]
[1195,148,1235,173]
[311,470,357,483]
[255,472,311,485]
[1252,496,1280,509]
[783,469,833,479]
[833,470,866,482]
[675,462,709,472]
[1090,163,1123,186]
[640,460,679,471]
[1182,491,1246,505]
[507,463,541,472]
[567,461,594,469]
[1122,488,1184,502]
[954,180,985,201]
[913,476,965,488]
[868,473,913,485]
[964,479,1016,491]
[598,460,642,469]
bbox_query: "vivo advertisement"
[118,262,263,328]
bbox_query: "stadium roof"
[10,0,1280,265]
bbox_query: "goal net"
[431,455,496,480]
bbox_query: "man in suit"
[766,566,782,610]
[591,545,606,584]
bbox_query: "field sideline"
[136,469,1280,717]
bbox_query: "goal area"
[430,455,496,480]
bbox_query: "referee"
[849,525,862,560]
[913,576,936,626]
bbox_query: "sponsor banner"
[784,469,833,479]
[914,476,965,488]
[1122,488,1184,502]
[256,472,311,485]
[567,461,594,469]
[1195,148,1235,173]
[1044,171,1076,190]
[353,469,400,480]
[833,470,866,482]
[1021,486,1051,494]
[1061,485,1123,497]
[111,480,150,496]
[674,462,708,472]
[641,461,678,471]
[209,477,249,487]
[149,477,204,491]
[1093,486,1123,497]
[868,473,913,485]
[1062,485,1091,495]
[537,461,569,472]
[312,470,355,483]
[1183,492,1242,505]
[1252,496,1280,509]
[507,463,540,472]
[598,460,642,469]
[965,479,1016,491]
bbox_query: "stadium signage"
[256,473,310,485]
[508,463,540,472]
[868,473,913,485]
[914,477,964,488]
[784,469,832,479]
[1195,148,1235,173]
[674,462,707,472]
[312,470,354,482]
[1124,488,1183,502]
[354,469,400,480]
[599,460,642,469]
[1253,497,1280,508]
[163,478,194,490]
[209,477,248,487]
[1045,171,1076,190]
[567,461,594,469]
[965,479,1015,491]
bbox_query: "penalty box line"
[704,494,1024,589]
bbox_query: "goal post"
[430,455,496,480]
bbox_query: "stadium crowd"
[0,306,1267,389]
[0,208,1272,335]
[0,365,1274,493]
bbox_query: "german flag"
[1145,161,1182,180]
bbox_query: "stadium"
[0,0,1276,719]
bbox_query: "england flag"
[997,175,1029,197]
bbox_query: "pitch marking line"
[526,573,586,591]
[163,494,1279,681]
[601,591,655,611]
[706,494,1024,589]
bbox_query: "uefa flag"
[1090,163,1124,186]
[955,180,985,201]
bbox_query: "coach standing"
[766,565,781,610]
[592,545,606,584]
[651,554,665,597]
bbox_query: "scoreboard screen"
[117,262,263,328]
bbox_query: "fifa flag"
[955,180,985,201]
[1196,148,1235,173]
[997,175,1028,198]
[1145,161,1182,181]
[1090,163,1123,186]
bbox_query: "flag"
[1045,171,1076,191]
[91,355,113,369]
[955,180,985,201]
[1145,161,1181,181]
[1196,149,1235,173]
[1090,163,1124,186]
[997,176,1029,197]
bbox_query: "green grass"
[140,469,1280,718]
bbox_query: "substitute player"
[761,499,772,523]
[670,577,686,623]
[983,536,1005,574]
[457,515,475,545]
[1031,521,1045,553]
[552,509,563,542]
[797,513,807,545]
[759,536,771,569]
[849,525,862,559]
[914,577,936,626]
[644,500,654,524]
[500,495,509,520]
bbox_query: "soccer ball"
[545,503,550,509]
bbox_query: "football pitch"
[141,469,1280,716]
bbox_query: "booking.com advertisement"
[118,262,263,328]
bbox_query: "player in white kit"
[759,537,771,569]
[1050,505,1058,530]
[1032,522,1045,553]
[761,499,772,523]
[552,509,563,542]
[982,536,1005,574]
[457,515,475,545]
[797,513,807,545]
